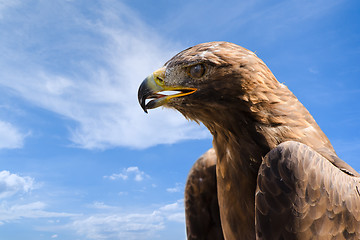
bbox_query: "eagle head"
[138,41,283,125]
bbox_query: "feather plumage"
[138,41,360,239]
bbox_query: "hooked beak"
[138,67,197,113]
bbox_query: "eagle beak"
[138,67,197,113]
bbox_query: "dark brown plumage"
[185,148,224,240]
[138,41,360,239]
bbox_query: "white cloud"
[159,201,181,211]
[0,201,77,224]
[0,170,77,224]
[105,166,149,182]
[0,1,210,150]
[72,211,164,240]
[0,170,34,198]
[88,201,126,212]
[0,121,27,149]
[166,182,183,193]
[71,199,185,240]
[158,200,185,223]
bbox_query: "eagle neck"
[208,116,265,239]
[203,107,271,172]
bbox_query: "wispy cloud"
[166,182,183,193]
[0,0,341,150]
[0,0,20,19]
[308,68,319,74]
[0,170,76,224]
[104,166,149,182]
[71,199,185,240]
[0,201,77,224]
[0,0,209,150]
[72,211,164,240]
[158,200,185,223]
[88,201,121,210]
[0,196,185,239]
[0,121,27,149]
[160,0,342,44]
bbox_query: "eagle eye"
[188,64,205,78]
[156,76,164,84]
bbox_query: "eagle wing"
[185,148,224,240]
[255,141,360,239]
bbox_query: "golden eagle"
[138,42,360,239]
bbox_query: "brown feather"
[185,148,224,240]
[140,41,360,239]
[255,142,360,239]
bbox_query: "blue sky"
[0,0,359,239]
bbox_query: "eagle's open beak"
[138,67,197,113]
